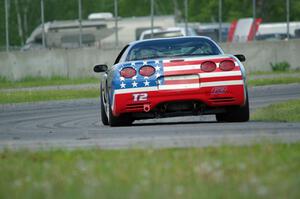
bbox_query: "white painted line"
[200,80,244,87]
[200,71,242,78]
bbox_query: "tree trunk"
[23,0,29,40]
[172,0,181,22]
[14,0,24,45]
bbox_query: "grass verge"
[0,89,99,104]
[251,99,300,122]
[0,76,98,89]
[248,77,300,86]
[0,144,299,199]
[248,70,300,76]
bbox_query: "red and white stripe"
[160,56,244,90]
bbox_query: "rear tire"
[216,92,250,122]
[100,85,109,125]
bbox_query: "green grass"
[248,70,300,76]
[252,99,300,122]
[247,70,300,86]
[248,77,300,86]
[0,144,299,199]
[0,76,98,89]
[0,89,99,104]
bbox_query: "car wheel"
[100,85,109,125]
[216,92,250,122]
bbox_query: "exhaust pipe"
[143,104,151,112]
[160,104,167,112]
[193,102,199,110]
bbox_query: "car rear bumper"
[112,84,246,116]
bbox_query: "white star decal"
[155,60,160,64]
[120,82,126,88]
[155,66,160,71]
[143,80,150,86]
[155,73,160,78]
[120,76,125,81]
[132,81,138,87]
[144,76,149,79]
[132,76,137,80]
[143,61,147,65]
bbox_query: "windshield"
[127,37,222,61]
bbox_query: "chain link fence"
[0,0,295,52]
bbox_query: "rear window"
[127,37,221,61]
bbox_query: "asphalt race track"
[1,84,300,150]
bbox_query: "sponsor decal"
[132,93,148,102]
[211,87,228,95]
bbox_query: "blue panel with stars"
[113,60,165,90]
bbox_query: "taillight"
[139,65,155,77]
[201,61,216,72]
[120,67,136,78]
[219,60,235,71]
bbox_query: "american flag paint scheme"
[94,37,249,126]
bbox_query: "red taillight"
[201,61,216,72]
[139,65,155,77]
[219,60,235,71]
[120,67,136,78]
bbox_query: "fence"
[0,0,294,51]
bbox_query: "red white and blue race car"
[94,36,249,126]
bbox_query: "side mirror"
[93,64,108,73]
[234,54,246,62]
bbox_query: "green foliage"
[252,99,300,122]
[1,144,300,198]
[270,61,290,71]
[1,0,300,47]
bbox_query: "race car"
[94,36,249,126]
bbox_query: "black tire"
[216,93,250,122]
[100,86,109,125]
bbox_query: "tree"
[1,0,300,48]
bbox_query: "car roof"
[130,36,216,46]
